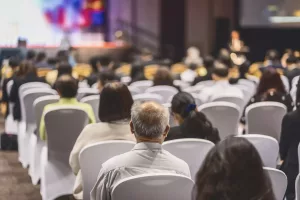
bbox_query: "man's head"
[26,50,36,61]
[130,102,170,143]
[97,71,119,92]
[212,63,229,81]
[36,52,47,63]
[55,75,78,98]
[9,57,20,71]
[286,55,298,68]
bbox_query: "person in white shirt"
[90,101,191,200]
[199,63,244,103]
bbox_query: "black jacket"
[130,60,158,82]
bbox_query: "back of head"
[26,50,36,61]
[153,67,174,86]
[47,57,58,66]
[98,70,119,86]
[36,52,47,63]
[17,61,37,77]
[194,137,274,200]
[265,49,280,63]
[212,62,229,79]
[257,69,286,96]
[131,101,169,139]
[57,63,72,78]
[55,75,78,98]
[286,55,298,65]
[56,50,69,63]
[203,55,215,69]
[9,57,20,69]
[187,47,200,57]
[99,82,133,122]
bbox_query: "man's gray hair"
[131,101,169,138]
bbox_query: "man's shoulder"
[101,151,133,173]
[162,149,190,168]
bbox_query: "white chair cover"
[281,75,290,92]
[130,80,153,92]
[80,95,100,122]
[191,93,203,106]
[79,81,90,88]
[163,139,214,180]
[212,96,245,112]
[183,85,205,94]
[79,141,135,200]
[128,86,142,96]
[195,80,214,87]
[173,80,190,90]
[19,82,51,98]
[111,174,194,200]
[5,80,17,134]
[238,135,279,168]
[41,107,89,200]
[245,102,287,141]
[198,102,240,140]
[76,88,98,100]
[29,95,59,185]
[145,86,179,104]
[92,83,98,89]
[296,173,300,200]
[163,103,176,127]
[292,76,300,89]
[120,76,132,85]
[133,93,164,104]
[298,143,300,172]
[264,167,287,200]
[19,88,57,168]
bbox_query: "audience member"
[180,63,198,83]
[87,56,113,87]
[261,49,283,72]
[192,55,215,85]
[183,47,203,66]
[46,63,78,86]
[96,71,120,93]
[90,101,191,200]
[165,92,220,143]
[9,61,45,121]
[70,82,135,199]
[280,78,300,200]
[35,52,50,69]
[47,57,58,69]
[194,137,275,200]
[26,50,36,62]
[198,63,244,103]
[153,67,179,90]
[284,55,300,86]
[39,75,95,140]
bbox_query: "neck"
[135,135,164,144]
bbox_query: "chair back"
[198,102,240,140]
[292,76,300,89]
[6,80,14,97]
[173,80,190,90]
[191,93,203,106]
[145,86,179,104]
[80,95,100,122]
[298,143,300,172]
[212,96,245,111]
[163,139,214,180]
[195,80,214,87]
[44,107,89,165]
[296,174,300,200]
[33,95,60,137]
[79,141,135,200]
[264,167,287,200]
[130,80,153,92]
[281,75,290,92]
[163,103,176,127]
[21,88,57,128]
[19,82,51,98]
[111,174,194,200]
[238,135,279,168]
[128,86,142,96]
[133,93,163,104]
[76,88,98,100]
[246,102,287,141]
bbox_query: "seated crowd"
[1,47,300,200]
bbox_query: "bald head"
[131,102,169,140]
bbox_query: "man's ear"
[163,125,170,137]
[130,121,134,135]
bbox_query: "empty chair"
[130,80,153,92]
[212,96,245,112]
[163,139,214,180]
[111,174,194,200]
[198,102,240,140]
[145,86,179,103]
[133,93,163,104]
[128,86,142,96]
[246,102,287,141]
[40,107,89,200]
[296,174,300,200]
[79,141,135,200]
[80,95,100,122]
[76,88,98,100]
[238,135,279,168]
[18,88,57,168]
[264,167,288,200]
[29,95,60,185]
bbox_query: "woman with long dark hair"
[165,92,220,143]
[194,137,275,200]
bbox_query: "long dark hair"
[194,137,275,200]
[257,69,286,96]
[17,61,37,78]
[171,92,219,143]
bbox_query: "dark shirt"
[285,68,300,87]
[130,60,158,82]
[1,76,15,117]
[9,74,45,121]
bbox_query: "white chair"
[245,102,287,141]
[191,93,203,106]
[5,80,17,134]
[80,95,100,122]
[18,88,57,168]
[29,95,59,185]
[298,143,300,172]
[40,107,89,200]
[120,76,132,85]
[173,80,190,90]
[76,88,98,100]
[238,135,279,168]
[91,83,98,89]
[198,102,240,140]
[145,86,179,104]
[264,167,287,200]
[78,81,90,88]
[133,93,163,104]
[195,80,214,87]
[163,103,177,127]
[296,173,300,200]
[163,139,214,180]
[79,141,135,200]
[128,86,142,96]
[130,80,153,92]
[292,76,300,89]
[281,75,290,92]
[238,79,257,89]
[111,174,194,200]
[19,82,51,98]
[183,85,205,94]
[212,96,245,112]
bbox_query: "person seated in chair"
[284,55,300,87]
[90,101,191,200]
[39,75,96,140]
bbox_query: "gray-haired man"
[91,101,191,200]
